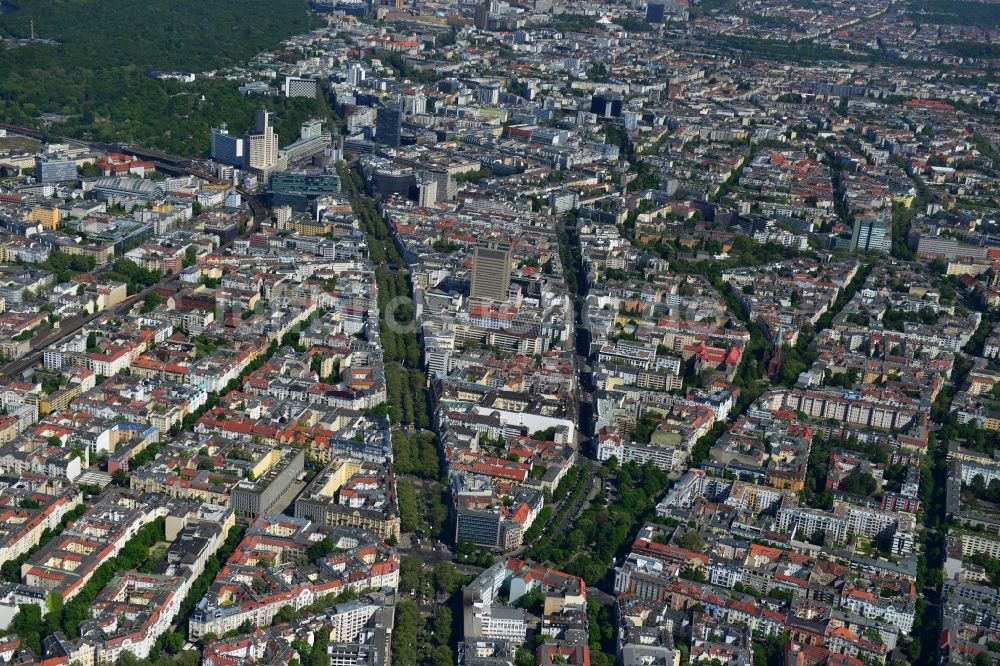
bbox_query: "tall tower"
[245,109,278,170]
[417,173,438,208]
[470,240,513,303]
[375,101,402,148]
[254,109,270,133]
[474,2,489,29]
[646,2,666,23]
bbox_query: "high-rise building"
[524,80,538,101]
[591,91,623,118]
[402,91,427,115]
[470,240,512,303]
[851,216,891,254]
[283,76,318,98]
[255,109,273,138]
[325,135,345,164]
[210,123,245,167]
[346,62,367,86]
[35,155,77,184]
[417,175,438,208]
[269,170,342,211]
[474,2,490,29]
[210,111,283,172]
[478,82,501,106]
[375,102,402,148]
[646,2,666,23]
[245,109,279,171]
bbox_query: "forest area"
[0,0,328,155]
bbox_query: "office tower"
[851,217,891,254]
[375,103,402,148]
[478,82,501,106]
[274,205,293,226]
[325,135,345,164]
[646,2,666,23]
[622,111,640,130]
[524,80,538,101]
[245,109,279,171]
[346,62,366,86]
[283,76,318,98]
[474,2,489,29]
[269,170,342,211]
[417,175,438,208]
[211,124,245,167]
[35,155,77,184]
[416,170,454,203]
[255,109,270,134]
[590,91,623,118]
[470,240,512,303]
[402,92,427,115]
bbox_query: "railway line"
[0,125,269,378]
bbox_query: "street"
[0,138,267,382]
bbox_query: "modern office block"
[375,104,402,148]
[269,170,342,211]
[591,91,623,118]
[210,124,245,167]
[417,177,438,208]
[851,217,891,254]
[470,240,513,303]
[284,76,318,98]
[36,155,77,184]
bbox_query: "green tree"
[433,562,459,595]
[274,605,297,624]
[10,604,43,655]
[183,245,198,267]
[838,471,878,496]
[675,531,708,552]
[391,600,419,666]
[397,479,419,532]
[112,469,129,487]
[431,646,453,666]
[515,648,534,666]
[160,631,185,654]
[0,0,325,156]
[516,589,545,614]
[433,606,452,647]
[307,537,335,562]
[141,291,163,313]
